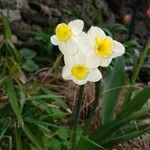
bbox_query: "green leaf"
[0,104,11,118]
[118,87,150,118]
[41,108,66,119]
[15,129,22,150]
[7,58,27,83]
[79,134,108,150]
[7,78,44,149]
[123,40,137,48]
[102,125,150,147]
[57,127,70,140]
[22,125,44,150]
[7,77,23,124]
[19,48,36,60]
[22,60,39,72]
[111,23,128,33]
[6,40,21,62]
[25,117,60,129]
[102,28,113,37]
[27,94,63,101]
[102,57,125,124]
[0,118,11,140]
[77,107,150,150]
[1,15,12,40]
[48,139,61,150]
[19,83,26,113]
[42,87,68,110]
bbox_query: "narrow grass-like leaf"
[7,78,44,149]
[1,15,12,40]
[15,129,22,150]
[25,117,60,128]
[118,87,150,118]
[0,104,11,118]
[22,125,44,150]
[27,95,63,100]
[101,126,150,147]
[0,118,11,140]
[2,136,12,150]
[77,107,150,150]
[7,77,23,124]
[42,87,68,110]
[102,57,125,124]
[2,15,20,62]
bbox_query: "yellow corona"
[94,36,113,58]
[71,64,88,80]
[55,23,72,42]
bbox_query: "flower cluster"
[51,19,125,85]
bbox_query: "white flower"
[50,19,84,56]
[86,26,125,67]
[62,51,102,85]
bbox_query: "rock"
[0,9,21,22]
[17,0,29,9]
[21,8,49,26]
[0,0,17,9]
[10,20,32,41]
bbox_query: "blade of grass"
[102,57,125,124]
[15,129,22,150]
[77,107,150,150]
[1,15,11,40]
[7,77,23,124]
[22,125,44,150]
[7,77,44,150]
[101,126,150,147]
[118,87,150,118]
[0,118,11,140]
[122,39,150,107]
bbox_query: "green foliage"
[118,87,150,118]
[0,118,11,140]
[19,48,39,72]
[33,29,53,58]
[19,48,36,60]
[0,15,71,149]
[77,39,150,149]
[102,57,125,124]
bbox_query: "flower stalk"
[72,85,84,150]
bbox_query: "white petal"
[50,35,61,45]
[73,78,87,85]
[112,41,125,58]
[72,50,86,64]
[99,57,112,67]
[58,39,78,56]
[86,51,100,69]
[62,66,71,80]
[68,19,84,35]
[64,56,73,66]
[87,69,102,82]
[87,26,106,46]
[77,32,92,53]
[64,51,85,67]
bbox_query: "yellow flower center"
[55,23,72,42]
[94,36,113,58]
[71,64,88,80]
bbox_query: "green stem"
[72,85,84,150]
[84,81,101,131]
[123,39,150,107]
[131,39,150,84]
